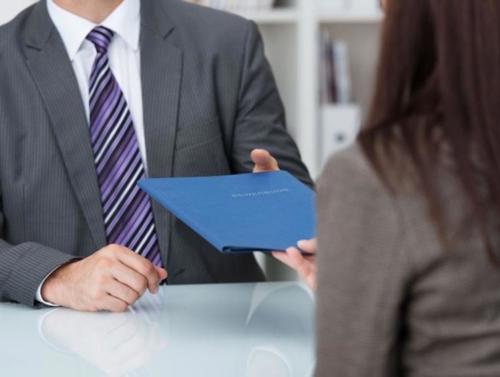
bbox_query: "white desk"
[0,282,315,376]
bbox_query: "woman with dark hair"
[274,0,500,375]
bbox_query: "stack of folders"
[185,0,276,12]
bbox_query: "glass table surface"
[0,282,315,377]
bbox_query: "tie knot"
[86,26,114,53]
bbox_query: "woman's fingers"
[287,247,317,290]
[297,238,317,255]
[287,248,312,273]
[273,245,317,290]
[272,251,296,270]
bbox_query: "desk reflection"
[38,282,314,377]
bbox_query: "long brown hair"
[359,0,500,261]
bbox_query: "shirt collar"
[47,0,140,60]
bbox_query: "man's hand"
[251,149,280,172]
[273,239,317,290]
[41,244,168,312]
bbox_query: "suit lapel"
[140,0,183,264]
[22,0,182,256]
[23,2,107,249]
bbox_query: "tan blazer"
[315,146,500,377]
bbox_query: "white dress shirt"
[36,0,145,305]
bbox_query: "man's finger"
[106,279,141,305]
[155,266,168,282]
[251,149,279,172]
[115,248,161,293]
[98,295,130,313]
[110,260,149,296]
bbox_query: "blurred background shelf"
[318,10,384,23]
[234,8,299,24]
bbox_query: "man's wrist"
[36,263,71,306]
[36,280,59,307]
[39,260,78,307]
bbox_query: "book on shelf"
[319,31,361,163]
[185,0,277,12]
[319,31,352,105]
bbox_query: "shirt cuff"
[36,267,61,307]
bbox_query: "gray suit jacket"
[0,0,312,306]
[315,146,500,377]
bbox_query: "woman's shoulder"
[317,144,405,247]
[318,144,389,201]
[319,142,457,211]
[317,143,440,268]
[319,143,477,271]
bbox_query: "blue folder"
[138,171,316,254]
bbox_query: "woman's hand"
[273,239,317,290]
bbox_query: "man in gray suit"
[0,0,312,311]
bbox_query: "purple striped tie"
[86,26,163,267]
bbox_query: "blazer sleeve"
[314,148,413,377]
[0,192,76,307]
[230,21,313,188]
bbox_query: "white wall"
[0,1,37,25]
